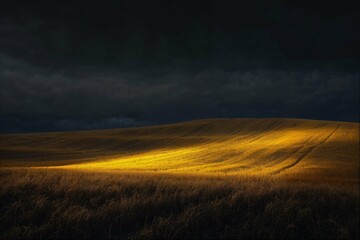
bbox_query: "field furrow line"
[273,124,340,174]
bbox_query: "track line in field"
[273,124,340,174]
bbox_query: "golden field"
[1,118,359,183]
[0,118,359,239]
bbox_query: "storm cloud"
[0,0,358,132]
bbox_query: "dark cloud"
[0,0,358,132]
[55,117,148,131]
[1,52,358,132]
[1,0,358,69]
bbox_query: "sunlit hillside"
[1,118,359,239]
[1,118,359,183]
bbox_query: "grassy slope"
[1,118,359,184]
[0,169,359,240]
[0,118,359,239]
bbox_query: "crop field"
[0,118,359,239]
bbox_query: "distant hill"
[1,118,359,184]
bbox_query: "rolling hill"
[1,118,359,239]
[1,118,359,184]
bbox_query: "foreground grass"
[0,169,358,239]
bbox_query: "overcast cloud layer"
[0,0,358,132]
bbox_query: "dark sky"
[0,0,359,132]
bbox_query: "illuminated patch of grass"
[1,119,358,184]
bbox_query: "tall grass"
[0,168,358,239]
